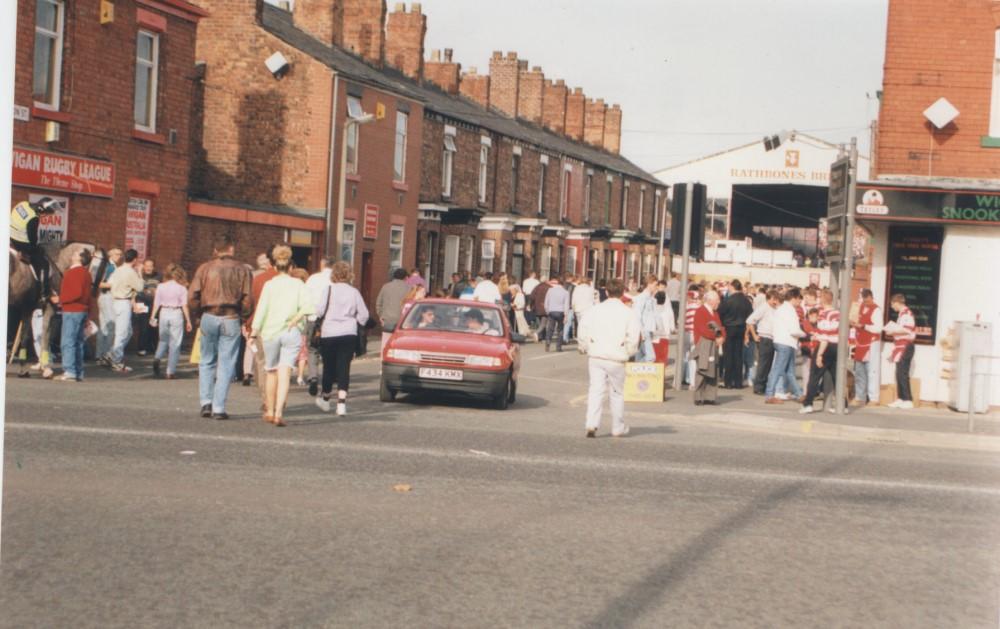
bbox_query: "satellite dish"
[923,97,959,129]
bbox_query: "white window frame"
[560,168,571,220]
[33,0,65,110]
[638,187,646,232]
[566,245,578,276]
[442,132,457,197]
[540,245,552,281]
[511,153,521,211]
[464,236,475,272]
[584,174,593,222]
[478,145,489,203]
[653,190,662,232]
[341,219,356,263]
[538,161,548,214]
[500,240,508,273]
[481,239,496,273]
[621,181,630,227]
[991,30,1000,137]
[134,30,160,132]
[393,111,408,182]
[389,225,405,271]
[346,96,363,175]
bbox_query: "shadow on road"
[399,392,549,411]
[581,454,862,629]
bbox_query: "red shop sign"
[363,204,379,240]
[12,146,115,198]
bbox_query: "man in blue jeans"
[765,288,805,404]
[188,235,252,420]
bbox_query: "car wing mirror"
[510,333,527,344]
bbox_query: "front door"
[444,235,460,278]
[360,251,375,312]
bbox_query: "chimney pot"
[430,49,441,61]
[532,66,542,73]
[393,2,405,11]
[411,2,421,12]
[555,79,565,86]
[444,48,453,61]
[507,51,518,60]
[573,87,583,95]
[517,59,528,70]
[468,66,478,74]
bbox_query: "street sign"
[828,156,850,216]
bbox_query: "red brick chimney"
[542,79,568,134]
[460,66,490,108]
[584,98,607,147]
[565,88,586,141]
[293,0,343,47]
[518,65,544,124]
[385,2,426,79]
[603,104,622,154]
[489,51,521,118]
[341,0,387,66]
[425,48,461,94]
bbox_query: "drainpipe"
[324,72,341,259]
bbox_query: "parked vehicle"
[380,299,523,409]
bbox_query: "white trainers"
[888,399,903,408]
[897,400,914,409]
[315,396,331,412]
[777,392,792,401]
[336,402,347,416]
[799,405,816,415]
[612,424,630,437]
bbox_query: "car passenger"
[416,307,437,329]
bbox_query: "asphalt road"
[2,343,1000,628]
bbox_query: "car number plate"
[418,367,463,381]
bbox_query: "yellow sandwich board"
[624,362,664,402]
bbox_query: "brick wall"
[542,79,568,134]
[183,216,285,272]
[425,49,460,94]
[584,98,607,147]
[11,0,200,269]
[518,66,545,124]
[566,88,586,141]
[342,0,387,65]
[459,67,490,108]
[384,2,426,80]
[875,0,1000,179]
[293,0,342,47]
[489,51,521,117]
[604,104,622,155]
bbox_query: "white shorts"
[263,329,302,371]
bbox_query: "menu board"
[886,225,942,344]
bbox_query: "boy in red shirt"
[57,248,94,381]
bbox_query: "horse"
[7,242,107,378]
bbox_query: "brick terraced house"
[11,0,207,266]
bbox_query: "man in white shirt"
[764,287,805,404]
[522,272,540,301]
[571,276,596,317]
[106,249,144,372]
[577,278,640,438]
[472,271,502,304]
[304,257,332,396]
[666,273,681,322]
[851,288,883,406]
[746,289,780,395]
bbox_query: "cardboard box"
[878,379,921,407]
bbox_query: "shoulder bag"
[311,285,333,348]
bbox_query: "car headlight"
[386,349,421,362]
[465,355,500,367]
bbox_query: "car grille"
[418,352,466,365]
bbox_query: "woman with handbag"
[315,261,370,416]
[249,246,315,427]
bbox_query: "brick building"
[859,0,1000,408]
[11,0,207,267]
[190,0,423,307]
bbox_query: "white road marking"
[527,352,575,361]
[8,421,1000,499]
[469,449,491,456]
[519,375,583,386]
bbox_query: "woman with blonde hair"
[315,260,369,416]
[150,264,193,379]
[249,245,315,426]
[400,284,427,320]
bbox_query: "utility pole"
[833,138,859,415]
[673,183,693,391]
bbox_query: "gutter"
[324,72,340,259]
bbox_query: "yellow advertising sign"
[624,362,664,403]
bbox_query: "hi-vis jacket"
[10,201,39,245]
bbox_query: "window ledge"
[133,129,167,145]
[346,173,362,183]
[392,181,409,192]
[981,136,1000,148]
[32,106,72,123]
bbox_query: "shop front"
[855,180,1000,408]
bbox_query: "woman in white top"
[315,261,370,416]
[510,284,530,336]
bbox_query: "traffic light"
[669,182,706,260]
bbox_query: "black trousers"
[804,344,837,406]
[896,343,915,401]
[753,337,774,394]
[722,325,746,388]
[545,312,565,349]
[319,335,356,396]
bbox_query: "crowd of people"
[32,227,919,434]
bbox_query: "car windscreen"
[400,303,505,336]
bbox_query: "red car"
[380,299,523,409]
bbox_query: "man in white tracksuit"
[577,278,641,438]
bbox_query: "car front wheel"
[494,376,513,410]
[379,377,397,402]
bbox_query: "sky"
[419,0,889,172]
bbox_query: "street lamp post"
[331,113,375,261]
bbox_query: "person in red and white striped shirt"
[886,293,917,409]
[800,289,840,414]
[683,288,702,388]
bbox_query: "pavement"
[3,338,1000,627]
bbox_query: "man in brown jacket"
[529,277,551,342]
[189,234,252,420]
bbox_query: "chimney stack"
[518,65,545,124]
[542,79,568,134]
[425,48,461,94]
[603,104,622,154]
[341,0,387,66]
[460,66,490,109]
[584,98,607,147]
[489,51,521,118]
[385,3,426,79]
[565,87,586,141]
[293,0,343,47]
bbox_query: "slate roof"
[260,3,662,187]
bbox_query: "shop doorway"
[360,251,375,311]
[443,235,459,278]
